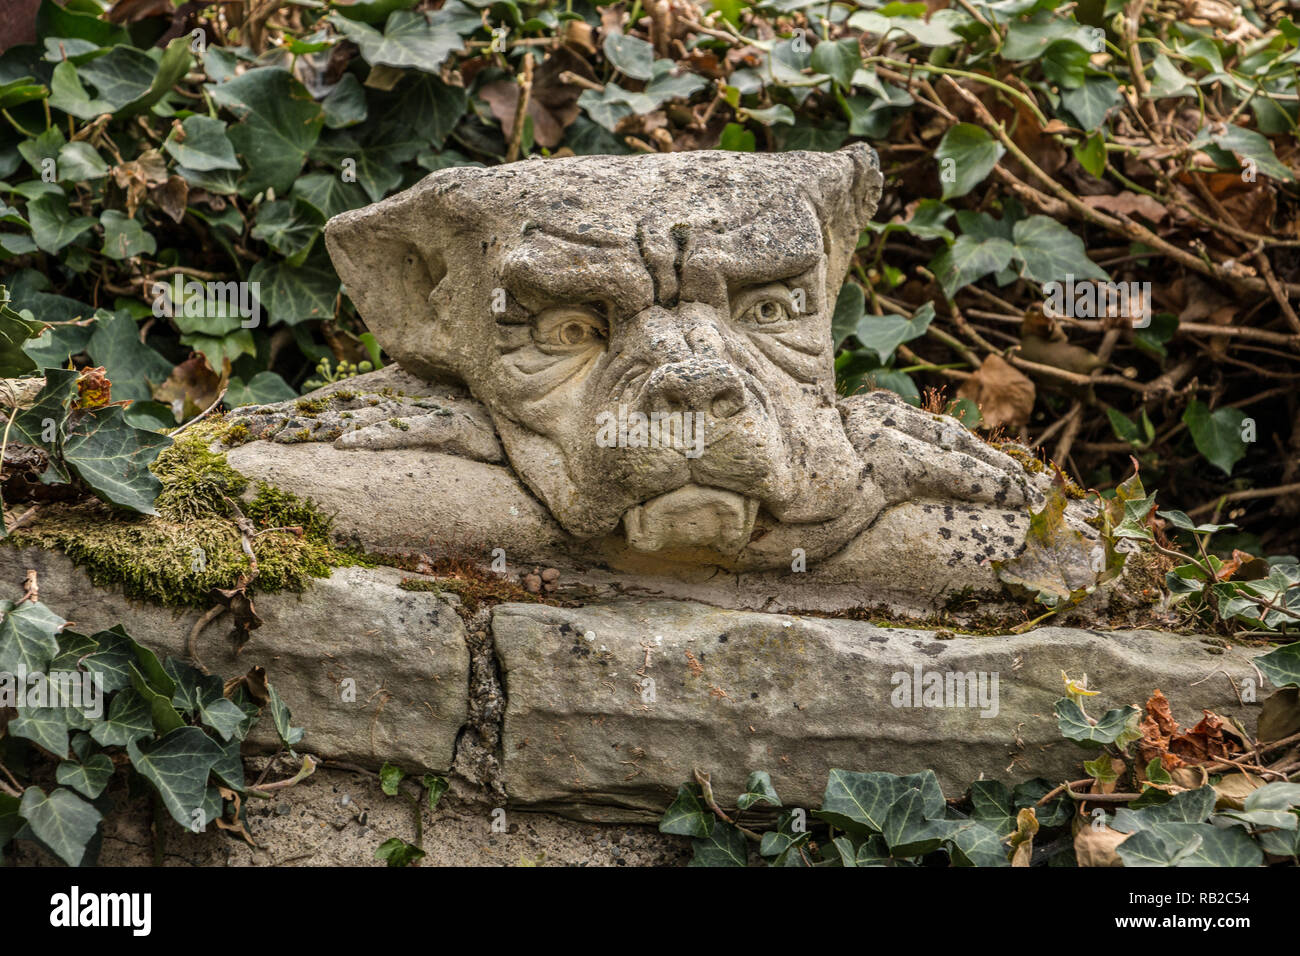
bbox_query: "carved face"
[326,146,882,559]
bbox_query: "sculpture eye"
[733,284,801,330]
[747,299,790,325]
[532,306,608,352]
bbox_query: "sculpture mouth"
[623,485,759,555]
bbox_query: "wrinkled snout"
[643,358,746,420]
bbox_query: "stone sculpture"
[214,144,1106,615]
[2,148,1260,827]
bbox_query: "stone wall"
[0,548,1268,824]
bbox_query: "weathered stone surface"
[307,146,1105,609]
[0,547,469,772]
[225,368,1106,618]
[493,599,1266,821]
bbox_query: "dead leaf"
[1072,811,1128,866]
[1006,806,1039,866]
[561,18,597,55]
[225,665,270,706]
[153,352,223,420]
[1210,770,1265,810]
[1138,689,1245,769]
[482,49,593,149]
[111,149,168,218]
[1258,688,1300,745]
[1082,192,1169,223]
[213,786,259,847]
[150,174,189,224]
[75,367,113,409]
[956,353,1035,429]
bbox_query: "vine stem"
[693,768,763,841]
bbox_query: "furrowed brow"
[501,229,653,315]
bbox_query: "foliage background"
[1,0,1299,554]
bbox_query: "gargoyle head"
[325,146,882,560]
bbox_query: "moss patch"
[398,558,565,615]
[5,421,364,607]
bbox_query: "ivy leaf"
[1055,698,1142,748]
[881,787,952,857]
[248,255,340,325]
[1257,641,1300,690]
[129,663,186,736]
[322,73,368,129]
[424,774,449,809]
[225,371,298,407]
[1208,124,1294,182]
[934,123,1004,200]
[1060,75,1121,130]
[56,753,115,800]
[688,819,748,866]
[379,762,405,796]
[993,483,1097,606]
[810,38,859,89]
[27,193,96,254]
[18,786,101,867]
[268,683,304,749]
[948,820,1012,867]
[604,33,655,81]
[375,837,426,866]
[86,309,174,404]
[163,115,241,172]
[211,735,246,792]
[1011,215,1108,284]
[89,688,154,747]
[0,295,40,379]
[853,302,935,363]
[291,172,369,221]
[1118,824,1262,867]
[48,39,190,119]
[329,10,465,73]
[208,69,324,197]
[63,405,172,514]
[848,10,963,46]
[1159,508,1235,534]
[930,235,1016,297]
[659,783,712,838]
[1182,399,1248,475]
[57,141,108,181]
[0,598,65,675]
[9,704,70,757]
[758,810,811,862]
[127,726,224,829]
[1041,39,1089,88]
[736,771,782,810]
[99,210,156,260]
[831,281,865,349]
[815,769,945,834]
[250,199,324,265]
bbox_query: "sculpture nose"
[645,359,746,419]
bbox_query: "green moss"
[332,389,357,402]
[295,396,330,415]
[5,420,362,608]
[388,418,410,431]
[222,421,251,446]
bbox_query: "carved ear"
[806,142,884,294]
[323,179,455,380]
